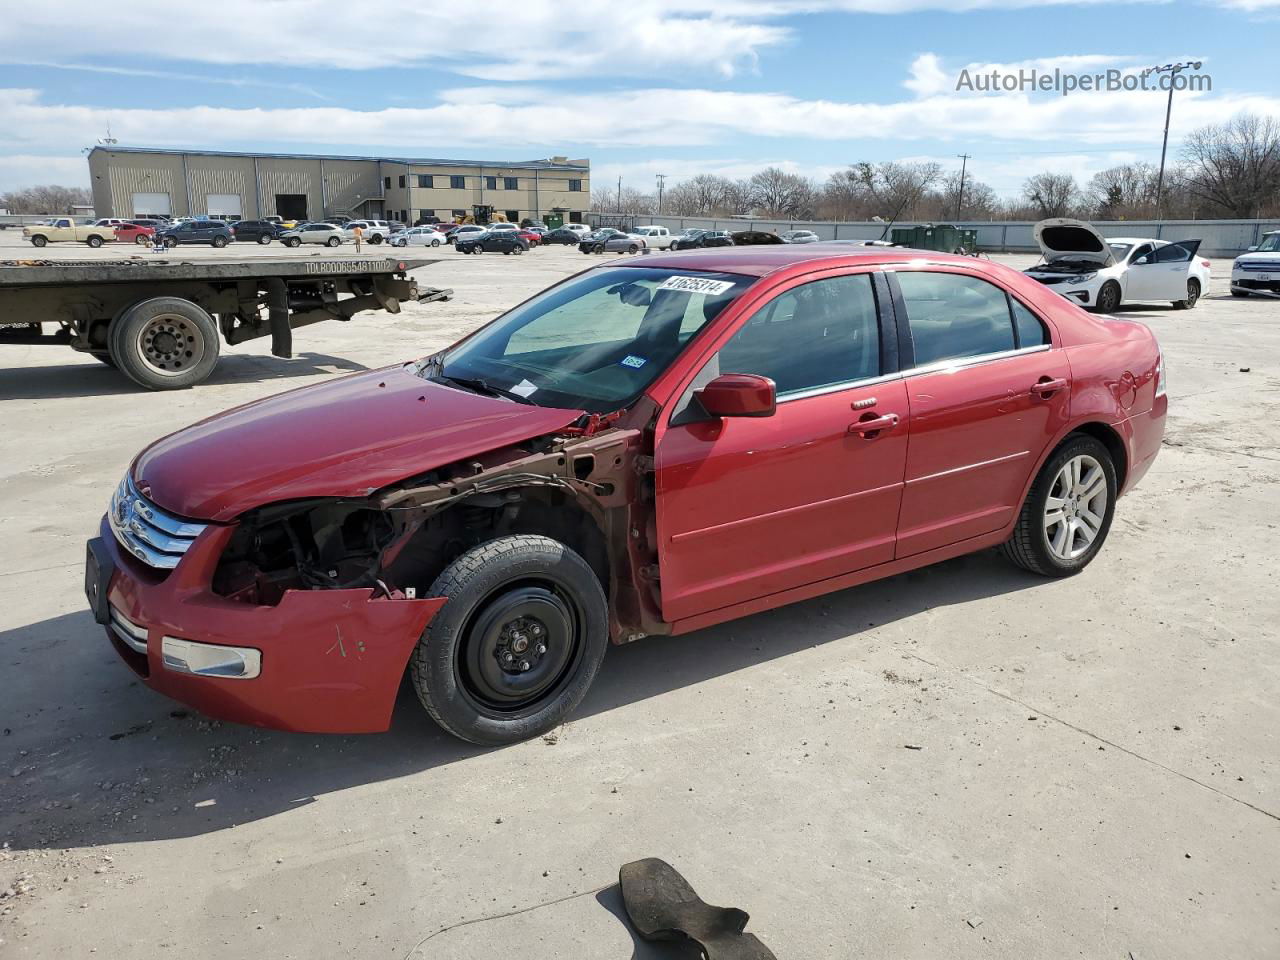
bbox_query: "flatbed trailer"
[0,255,450,389]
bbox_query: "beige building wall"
[88,149,587,223]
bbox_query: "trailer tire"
[109,298,221,390]
[89,351,117,368]
[87,235,103,248]
[30,235,48,247]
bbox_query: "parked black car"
[541,227,582,245]
[229,219,283,244]
[670,229,733,250]
[155,220,234,248]
[455,231,530,255]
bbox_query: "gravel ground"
[1,232,1277,959]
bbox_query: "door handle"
[1030,377,1068,398]
[848,413,899,437]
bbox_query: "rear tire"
[1174,278,1200,309]
[108,297,221,390]
[628,243,639,253]
[326,236,340,247]
[1002,434,1117,577]
[287,237,301,247]
[211,235,228,248]
[135,235,148,245]
[87,236,103,248]
[258,234,272,245]
[410,536,609,746]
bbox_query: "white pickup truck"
[23,218,116,248]
[633,225,675,249]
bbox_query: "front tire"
[1231,288,1250,298]
[30,235,48,247]
[411,536,609,746]
[1094,281,1121,313]
[286,237,301,247]
[108,297,221,390]
[1174,278,1200,309]
[1002,434,1117,577]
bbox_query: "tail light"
[1201,259,1210,267]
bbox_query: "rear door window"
[894,272,1017,366]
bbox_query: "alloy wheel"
[1044,454,1108,560]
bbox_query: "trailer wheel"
[87,235,103,248]
[109,298,221,390]
[30,235,48,247]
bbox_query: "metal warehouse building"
[87,147,590,225]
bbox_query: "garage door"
[132,192,171,217]
[206,194,243,219]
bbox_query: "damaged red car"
[87,247,1166,744]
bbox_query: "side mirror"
[1247,245,1259,252]
[697,374,776,418]
[1133,255,1150,265]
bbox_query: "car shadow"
[0,352,368,401]
[0,549,1040,852]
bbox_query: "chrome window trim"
[775,344,1051,405]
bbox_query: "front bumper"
[88,516,445,733]
[1231,271,1280,294]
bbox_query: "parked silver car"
[280,222,345,247]
[781,230,820,243]
[579,228,648,255]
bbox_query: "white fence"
[587,214,1280,258]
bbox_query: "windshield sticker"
[658,275,735,296]
[510,379,538,398]
[620,355,647,369]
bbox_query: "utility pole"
[617,175,623,213]
[656,174,667,215]
[1146,60,1202,221]
[955,154,970,220]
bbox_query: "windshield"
[1109,242,1133,260]
[428,267,755,413]
[1255,233,1280,252]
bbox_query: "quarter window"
[895,272,1017,366]
[718,274,881,397]
[1010,298,1048,348]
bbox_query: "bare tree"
[1181,113,1280,218]
[1021,172,1082,219]
[934,171,999,220]
[747,167,817,218]
[851,161,943,222]
[664,174,732,216]
[0,184,93,214]
[1086,163,1161,219]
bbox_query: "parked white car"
[1230,230,1280,298]
[343,220,391,244]
[564,223,591,236]
[781,230,820,244]
[632,225,675,249]
[1024,218,1210,312]
[392,226,447,248]
[279,222,345,247]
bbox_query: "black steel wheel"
[410,536,609,745]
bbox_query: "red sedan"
[113,223,156,245]
[87,247,1165,744]
[516,228,542,247]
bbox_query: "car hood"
[1033,218,1115,267]
[1236,248,1280,262]
[134,366,585,522]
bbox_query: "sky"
[1,0,1278,199]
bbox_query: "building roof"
[88,146,589,171]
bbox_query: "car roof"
[1105,237,1165,245]
[622,245,991,278]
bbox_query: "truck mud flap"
[619,858,776,960]
[264,277,292,358]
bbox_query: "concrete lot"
[1,233,1277,959]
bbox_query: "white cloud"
[0,1,1157,81]
[0,154,90,192]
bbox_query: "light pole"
[656,174,667,216]
[1145,60,1202,221]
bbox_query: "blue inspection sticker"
[620,355,647,369]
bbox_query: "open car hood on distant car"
[1033,218,1115,267]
